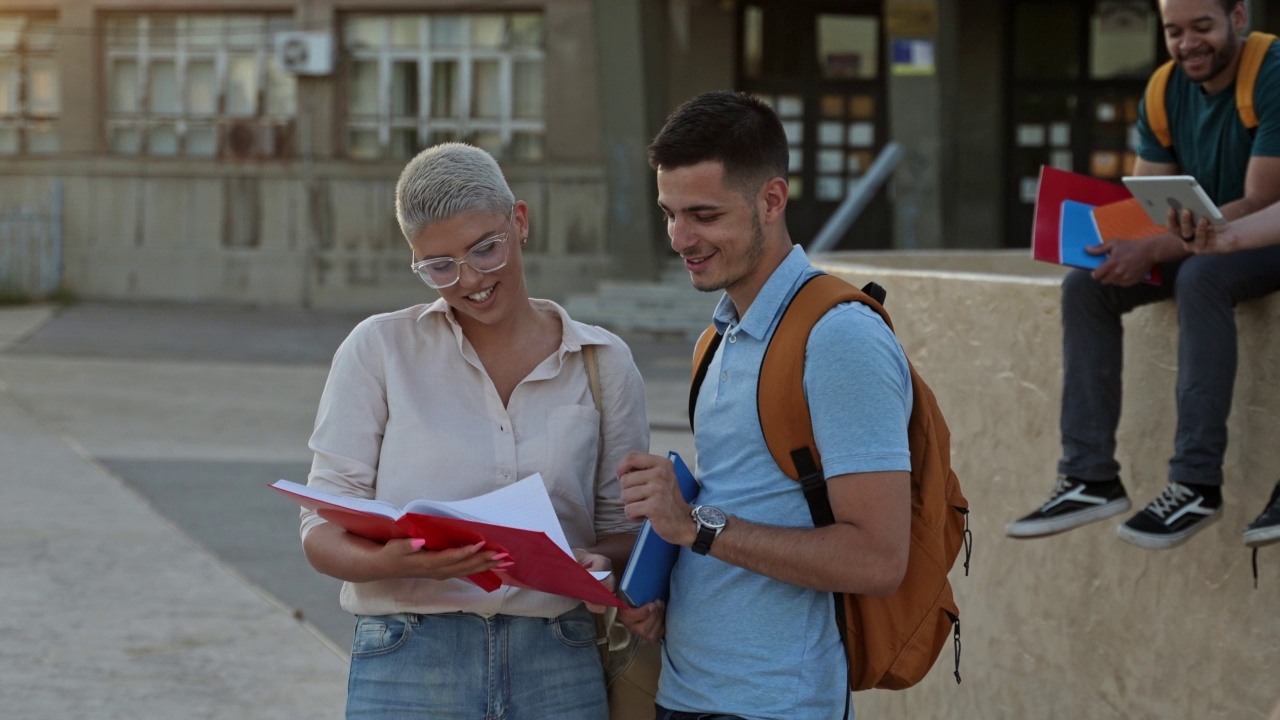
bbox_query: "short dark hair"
[647,91,790,195]
[1218,0,1243,13]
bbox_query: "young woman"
[299,143,649,719]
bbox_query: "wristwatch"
[690,505,727,555]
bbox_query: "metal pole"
[808,141,903,254]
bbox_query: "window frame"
[341,12,546,162]
[102,12,297,159]
[0,12,61,155]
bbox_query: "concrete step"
[563,266,718,335]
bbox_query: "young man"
[1007,0,1280,548]
[615,91,912,720]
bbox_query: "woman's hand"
[618,600,665,642]
[373,539,505,582]
[573,548,615,613]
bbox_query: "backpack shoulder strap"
[760,274,892,488]
[688,324,723,432]
[1145,60,1177,149]
[1237,32,1278,131]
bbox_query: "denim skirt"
[345,605,607,720]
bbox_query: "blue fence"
[0,181,63,297]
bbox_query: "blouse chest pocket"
[542,404,601,514]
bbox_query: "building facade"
[1,0,1276,308]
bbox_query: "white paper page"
[401,473,573,553]
[272,480,402,519]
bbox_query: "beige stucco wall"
[815,251,1280,718]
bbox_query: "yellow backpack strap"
[758,274,891,482]
[688,324,721,431]
[1237,32,1278,131]
[1145,60,1177,149]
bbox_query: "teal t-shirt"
[1136,41,1280,205]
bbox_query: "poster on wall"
[891,38,935,76]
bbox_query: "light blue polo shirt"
[659,245,912,720]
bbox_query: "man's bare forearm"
[703,517,906,597]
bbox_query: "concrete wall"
[816,251,1280,719]
[2,162,608,310]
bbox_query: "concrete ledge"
[815,251,1280,719]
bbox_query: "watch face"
[695,505,727,529]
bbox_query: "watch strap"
[692,525,717,555]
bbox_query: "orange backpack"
[690,273,970,691]
[1145,31,1277,148]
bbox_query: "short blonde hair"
[394,143,515,241]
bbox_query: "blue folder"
[617,451,700,608]
[1059,199,1104,271]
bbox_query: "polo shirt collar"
[711,244,810,340]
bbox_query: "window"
[343,13,545,161]
[105,13,296,158]
[0,13,59,155]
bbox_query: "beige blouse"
[301,298,649,618]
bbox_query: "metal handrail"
[808,141,903,253]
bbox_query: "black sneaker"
[1243,481,1280,548]
[1116,483,1221,549]
[1006,476,1131,538]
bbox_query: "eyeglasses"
[410,208,514,289]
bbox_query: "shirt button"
[720,371,728,382]
[500,468,511,478]
[727,334,737,344]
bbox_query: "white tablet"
[1122,175,1226,227]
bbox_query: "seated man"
[1007,0,1280,549]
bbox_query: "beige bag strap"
[583,344,605,468]
[584,344,632,656]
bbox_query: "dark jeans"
[1057,245,1280,486]
[655,706,745,720]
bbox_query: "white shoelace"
[1146,484,1195,518]
[1047,476,1075,500]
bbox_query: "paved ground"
[0,300,696,717]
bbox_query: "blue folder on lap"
[617,451,700,608]
[1059,199,1104,271]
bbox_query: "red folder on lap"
[1031,166,1132,264]
[1031,166,1164,284]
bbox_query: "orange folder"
[1091,198,1165,284]
[1093,198,1166,242]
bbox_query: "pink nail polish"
[491,552,510,560]
[410,539,426,549]
[497,561,515,568]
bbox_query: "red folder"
[401,514,625,609]
[1031,166,1131,264]
[272,480,624,608]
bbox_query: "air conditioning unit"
[275,32,334,76]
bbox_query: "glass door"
[739,1,890,249]
[1005,0,1166,247]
